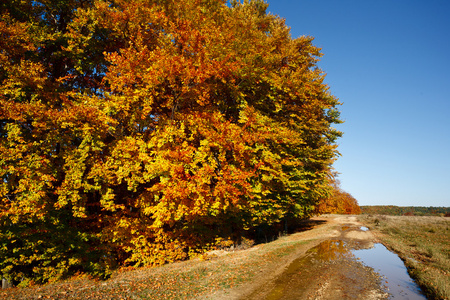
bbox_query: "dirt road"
[225,215,390,300]
[1,215,394,300]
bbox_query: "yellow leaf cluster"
[0,0,343,281]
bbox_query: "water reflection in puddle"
[257,240,385,300]
[353,243,427,299]
[342,225,369,232]
[308,240,350,261]
[258,240,427,300]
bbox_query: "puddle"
[249,239,427,300]
[307,239,351,261]
[342,225,369,232]
[353,243,427,299]
[249,240,387,300]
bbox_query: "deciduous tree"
[315,179,361,215]
[1,0,342,283]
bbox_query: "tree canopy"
[0,0,342,284]
[315,179,361,215]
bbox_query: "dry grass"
[0,242,303,299]
[0,220,330,299]
[359,215,450,300]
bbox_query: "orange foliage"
[315,180,361,215]
[1,0,343,283]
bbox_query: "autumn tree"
[315,179,361,215]
[1,0,342,284]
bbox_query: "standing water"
[353,243,427,299]
[245,222,428,300]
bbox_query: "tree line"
[315,180,361,215]
[361,206,450,216]
[0,0,343,284]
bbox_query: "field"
[359,215,450,300]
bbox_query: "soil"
[208,215,389,300]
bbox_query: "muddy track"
[227,215,390,300]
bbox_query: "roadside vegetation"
[359,215,450,300]
[0,219,329,299]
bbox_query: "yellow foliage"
[0,0,342,282]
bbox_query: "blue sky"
[264,0,450,207]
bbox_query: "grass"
[359,215,450,300]
[0,224,323,300]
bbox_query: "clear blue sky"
[264,0,450,207]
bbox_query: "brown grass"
[359,215,450,300]
[0,219,331,299]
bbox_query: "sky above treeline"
[264,0,450,207]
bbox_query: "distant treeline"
[361,206,450,216]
